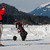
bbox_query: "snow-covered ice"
[0,24,50,50]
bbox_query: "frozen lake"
[0,24,50,50]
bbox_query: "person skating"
[0,5,6,46]
[15,22,28,41]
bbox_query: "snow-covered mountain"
[30,2,50,17]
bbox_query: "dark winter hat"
[1,5,6,9]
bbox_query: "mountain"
[0,3,19,15]
[0,3,50,25]
[0,3,38,25]
[30,2,50,17]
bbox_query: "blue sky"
[0,0,50,12]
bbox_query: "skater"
[0,5,6,46]
[15,22,28,41]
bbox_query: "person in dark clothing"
[15,22,28,41]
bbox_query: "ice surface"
[0,24,50,50]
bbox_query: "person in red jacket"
[0,5,6,46]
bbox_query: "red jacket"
[0,9,5,20]
[20,30,23,32]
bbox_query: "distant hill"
[30,2,50,17]
[0,3,50,25]
[0,3,37,25]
